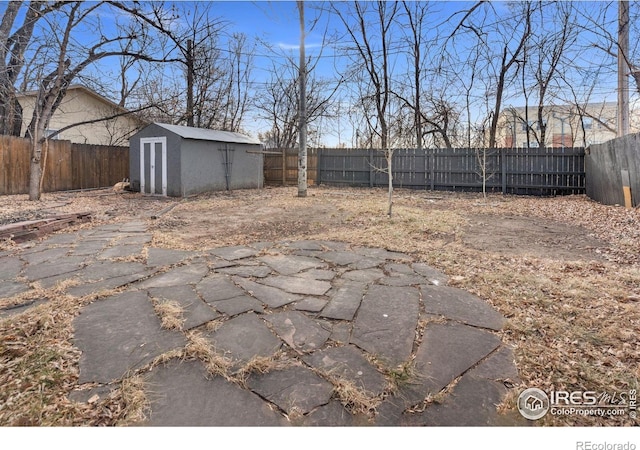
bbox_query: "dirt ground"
[1,185,639,426]
[0,186,631,263]
[462,214,606,261]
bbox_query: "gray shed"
[129,123,263,197]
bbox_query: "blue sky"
[202,0,482,143]
[1,0,629,146]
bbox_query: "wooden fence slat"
[0,136,129,195]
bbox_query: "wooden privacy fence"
[0,136,129,195]
[586,135,639,207]
[314,147,585,195]
[264,148,318,186]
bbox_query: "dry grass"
[152,300,184,331]
[113,375,149,425]
[236,351,296,380]
[183,331,233,381]
[330,377,380,418]
[0,291,99,425]
[1,186,638,426]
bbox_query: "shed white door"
[140,137,167,196]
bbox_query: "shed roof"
[154,123,261,145]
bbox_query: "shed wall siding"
[180,141,263,196]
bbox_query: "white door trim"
[139,137,167,196]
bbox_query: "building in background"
[17,85,147,146]
[497,102,640,148]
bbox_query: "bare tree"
[528,2,577,147]
[5,2,174,200]
[577,2,640,96]
[450,2,531,148]
[0,1,65,136]
[399,0,429,150]
[113,1,242,129]
[256,59,337,149]
[219,33,254,133]
[332,1,399,216]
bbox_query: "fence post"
[430,148,435,191]
[369,148,374,187]
[281,148,286,186]
[316,148,322,185]
[501,148,507,194]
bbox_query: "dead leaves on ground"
[1,187,639,426]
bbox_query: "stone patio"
[0,220,526,426]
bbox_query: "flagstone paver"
[248,365,334,415]
[233,277,302,308]
[146,248,193,267]
[319,251,363,266]
[0,298,46,317]
[205,312,282,367]
[399,322,502,408]
[23,260,83,281]
[196,274,245,303]
[116,234,153,246]
[73,290,187,383]
[70,240,110,256]
[1,221,520,426]
[258,275,331,296]
[20,247,70,265]
[79,260,147,282]
[298,401,368,426]
[0,281,29,299]
[216,264,273,278]
[136,263,208,289]
[264,311,331,352]
[67,271,151,298]
[342,268,385,283]
[303,345,387,396]
[420,284,505,331]
[146,359,286,426]
[0,257,23,281]
[98,244,144,260]
[209,295,265,316]
[295,268,336,281]
[258,255,325,275]
[400,374,513,426]
[320,281,367,321]
[350,285,420,367]
[209,245,258,261]
[412,262,449,286]
[328,321,352,344]
[293,296,329,312]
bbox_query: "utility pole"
[186,39,194,127]
[618,0,630,137]
[297,0,307,197]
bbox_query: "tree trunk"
[28,137,43,201]
[297,0,307,198]
[482,149,487,199]
[0,88,23,136]
[386,149,393,216]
